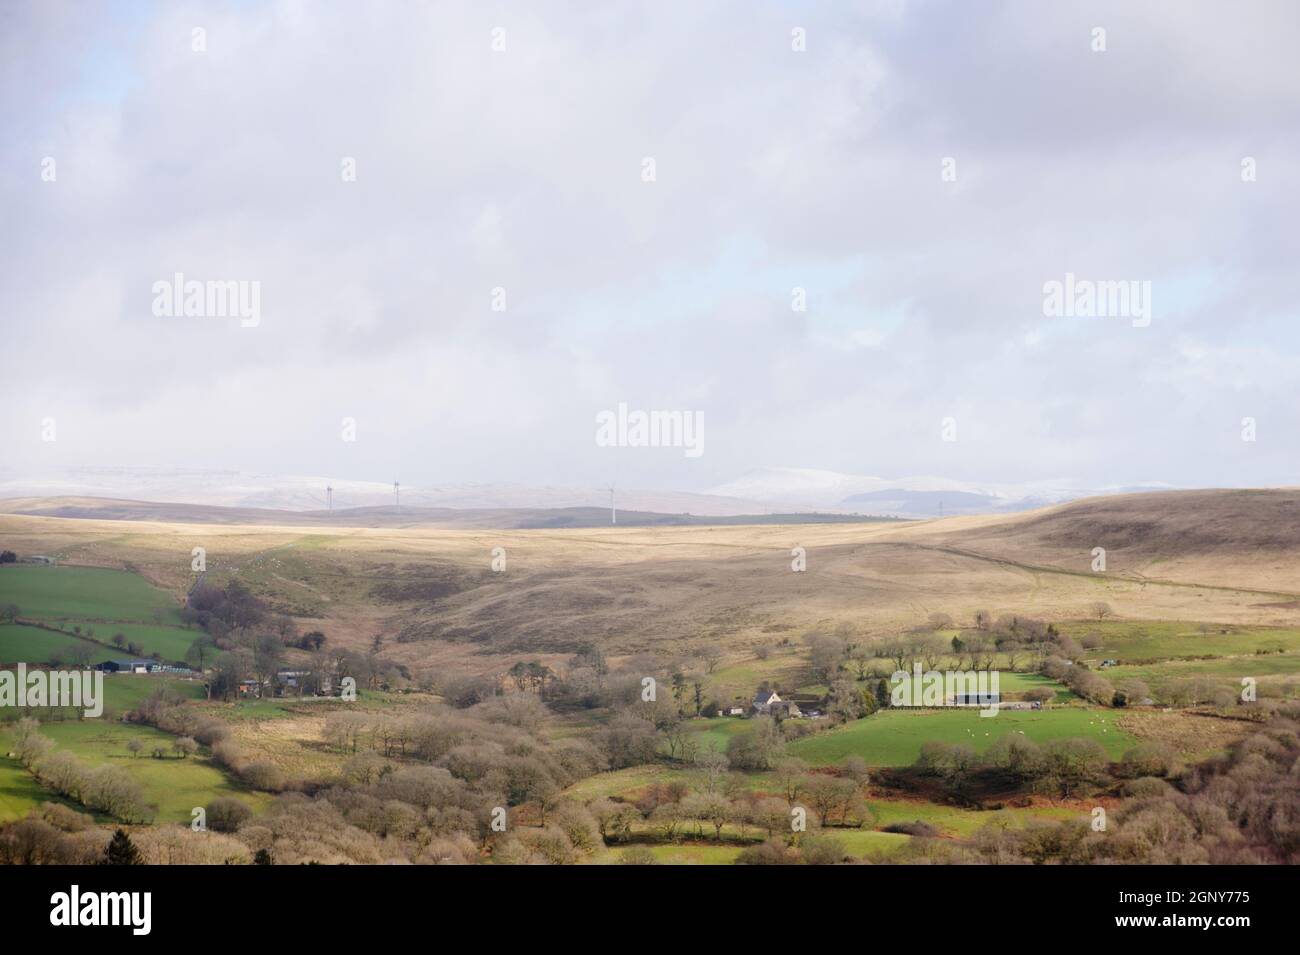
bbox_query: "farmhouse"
[752,689,802,718]
[273,669,334,696]
[275,669,310,688]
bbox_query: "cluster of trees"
[734,833,856,865]
[10,694,872,865]
[1039,657,1119,705]
[1159,677,1241,708]
[947,707,1300,864]
[802,614,1081,689]
[218,694,611,861]
[485,751,874,865]
[527,646,713,716]
[132,691,230,746]
[0,803,114,864]
[9,692,619,866]
[594,753,872,841]
[1041,655,1248,711]
[182,581,390,697]
[912,733,1160,801]
[0,807,252,865]
[183,580,266,635]
[194,634,404,702]
[130,691,285,791]
[803,610,1249,712]
[10,719,152,823]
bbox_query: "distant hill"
[0,496,903,530]
[946,488,1300,557]
[0,465,1184,520]
[2,487,1298,663]
[0,467,789,517]
[709,466,1176,516]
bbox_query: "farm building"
[274,669,333,696]
[98,659,157,674]
[752,689,802,718]
[951,690,1000,707]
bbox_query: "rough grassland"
[1064,620,1300,661]
[3,490,1298,675]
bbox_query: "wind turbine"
[608,485,616,525]
[393,480,400,512]
[326,484,333,512]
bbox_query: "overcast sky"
[2,0,1297,493]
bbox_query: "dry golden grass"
[225,715,345,781]
[1116,709,1252,760]
[2,488,1297,678]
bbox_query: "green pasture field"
[85,623,199,662]
[786,707,1135,766]
[0,623,117,665]
[0,751,61,824]
[0,675,205,723]
[992,671,1075,702]
[209,693,372,722]
[0,565,183,624]
[1060,619,1300,662]
[684,716,753,753]
[96,675,206,715]
[643,843,745,864]
[829,829,915,859]
[865,797,1084,837]
[1,720,268,824]
[0,566,198,662]
[591,843,746,864]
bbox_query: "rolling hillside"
[1,489,1298,678]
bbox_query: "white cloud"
[2,0,1297,491]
